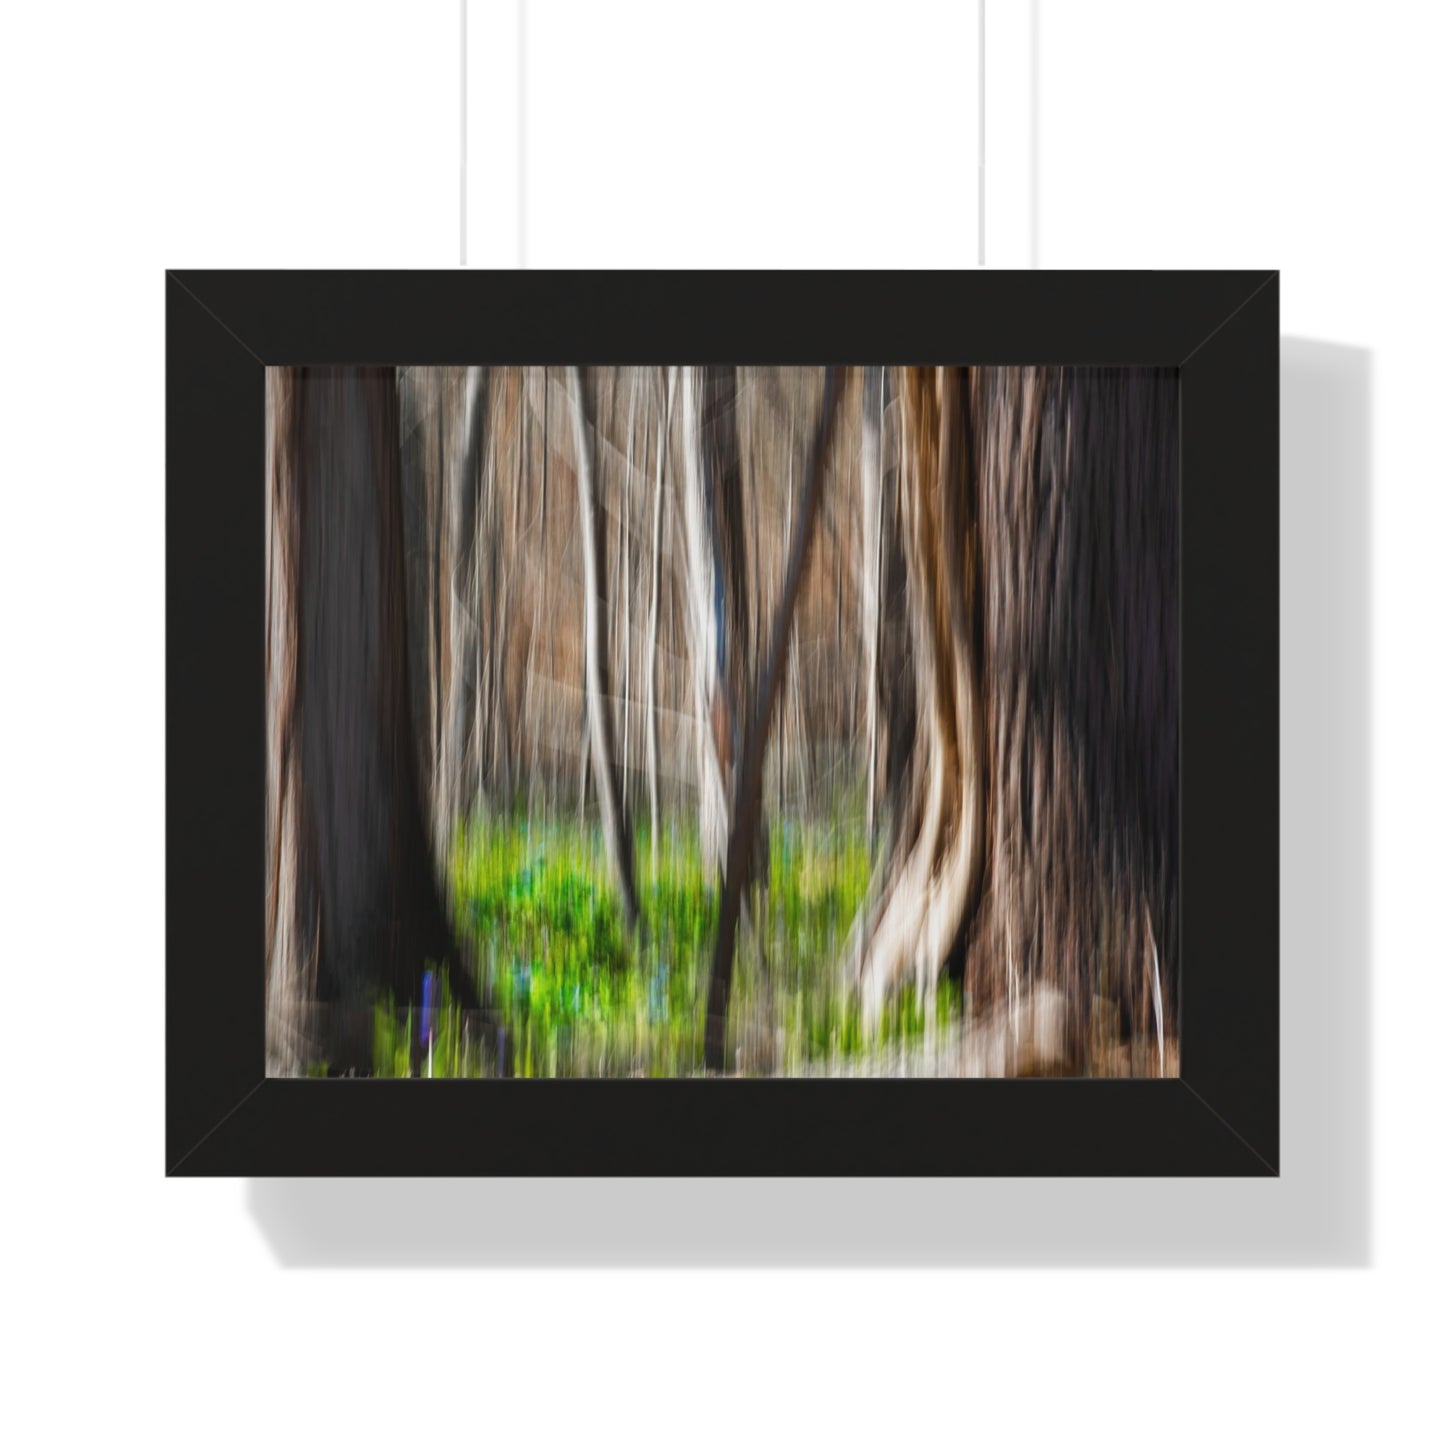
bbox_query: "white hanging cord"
[518,0,527,266]
[460,0,468,264]
[979,1,986,266]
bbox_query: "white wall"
[469,0,981,266]
[4,3,1439,1441]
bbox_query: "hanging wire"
[979,0,986,266]
[460,0,468,265]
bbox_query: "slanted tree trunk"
[619,371,638,815]
[852,367,987,1027]
[265,367,479,1075]
[706,368,754,777]
[567,367,641,930]
[704,368,842,1072]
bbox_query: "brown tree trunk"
[265,367,479,1075]
[853,367,986,1026]
[849,366,1179,1075]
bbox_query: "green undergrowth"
[371,811,963,1077]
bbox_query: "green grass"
[371,810,963,1077]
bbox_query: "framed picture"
[166,270,1278,1175]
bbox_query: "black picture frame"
[166,270,1279,1177]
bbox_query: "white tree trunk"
[567,367,640,927]
[646,369,672,871]
[677,365,732,876]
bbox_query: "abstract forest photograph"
[264,364,1179,1079]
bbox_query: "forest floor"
[366,811,1177,1080]
[370,811,967,1078]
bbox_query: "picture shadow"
[248,338,1371,1266]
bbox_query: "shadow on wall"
[247,339,1371,1266]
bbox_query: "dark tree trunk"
[963,366,1180,1074]
[876,369,917,843]
[704,369,842,1072]
[705,366,753,767]
[677,365,757,879]
[265,367,479,1075]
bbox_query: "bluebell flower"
[421,969,437,1046]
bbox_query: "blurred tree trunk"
[859,366,885,844]
[397,366,493,851]
[704,369,842,1072]
[964,366,1180,1073]
[619,372,637,815]
[852,366,1179,1073]
[265,367,479,1075]
[646,369,673,870]
[677,366,734,876]
[677,366,761,876]
[853,367,987,1027]
[438,367,487,850]
[876,370,917,845]
[568,367,641,930]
